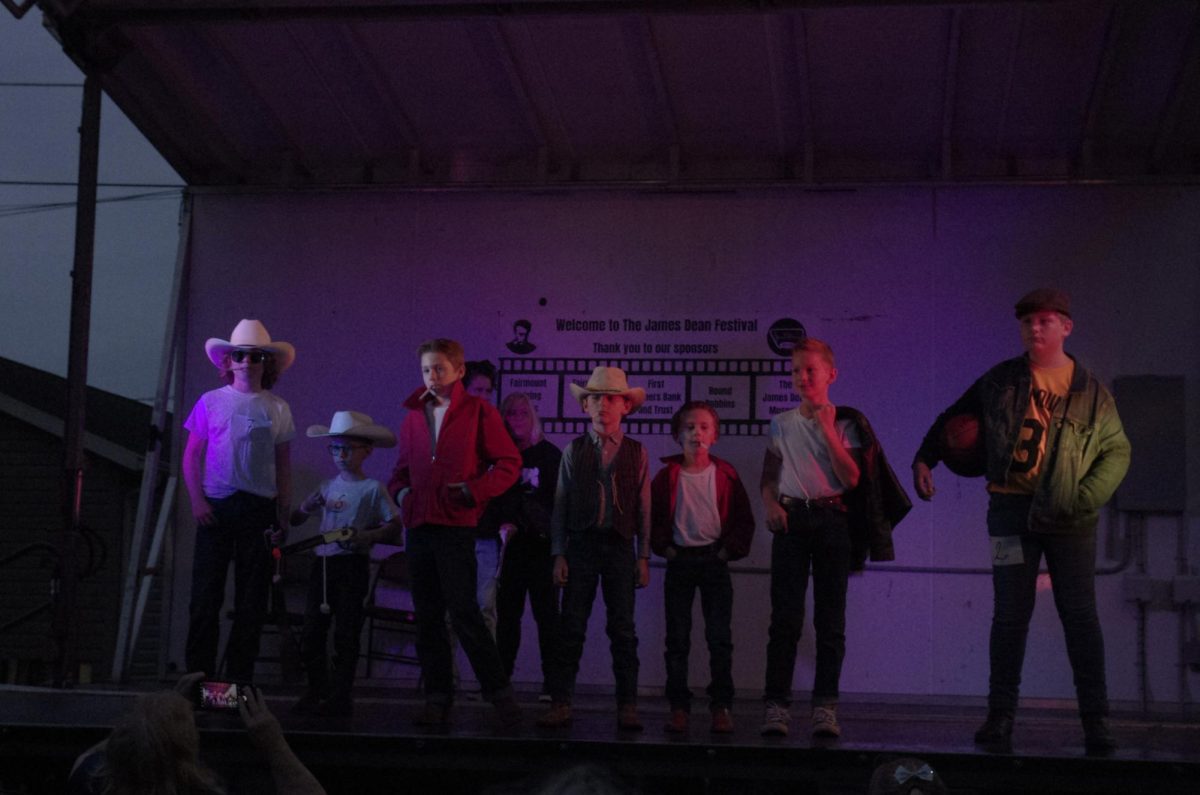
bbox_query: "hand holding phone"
[196,680,251,711]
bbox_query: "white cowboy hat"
[306,410,396,448]
[568,366,646,410]
[205,319,295,372]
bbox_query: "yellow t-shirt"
[988,361,1074,495]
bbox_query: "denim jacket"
[914,355,1130,534]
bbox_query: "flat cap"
[1014,287,1070,318]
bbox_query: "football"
[939,413,986,477]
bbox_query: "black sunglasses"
[230,349,270,364]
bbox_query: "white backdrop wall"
[171,185,1200,706]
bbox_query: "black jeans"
[763,505,851,707]
[407,524,512,705]
[495,529,560,684]
[663,546,734,711]
[549,530,640,705]
[987,493,1108,716]
[300,553,369,698]
[185,491,275,681]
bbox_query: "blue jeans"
[476,536,502,637]
[550,531,640,705]
[407,525,512,705]
[763,505,851,707]
[663,547,734,711]
[185,491,275,681]
[300,553,369,697]
[987,494,1108,716]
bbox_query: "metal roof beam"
[1151,5,1200,174]
[791,11,816,183]
[1077,3,1123,178]
[621,13,681,179]
[939,8,961,180]
[56,1,1106,26]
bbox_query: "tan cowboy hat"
[569,366,646,410]
[306,410,396,448]
[205,319,295,372]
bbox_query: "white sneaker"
[760,702,790,736]
[811,705,841,737]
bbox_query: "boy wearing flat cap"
[183,319,296,682]
[539,367,651,731]
[912,288,1130,755]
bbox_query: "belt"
[779,493,847,513]
[671,543,721,559]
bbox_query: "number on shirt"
[1008,418,1044,474]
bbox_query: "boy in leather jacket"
[912,288,1130,755]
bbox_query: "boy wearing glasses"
[290,411,402,716]
[183,319,295,682]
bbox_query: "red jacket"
[388,381,521,529]
[650,454,756,561]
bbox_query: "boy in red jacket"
[651,402,755,734]
[388,339,522,728]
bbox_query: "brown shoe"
[710,707,734,734]
[536,702,572,728]
[412,702,450,727]
[617,703,644,731]
[664,708,689,733]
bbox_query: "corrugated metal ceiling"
[37,0,1200,188]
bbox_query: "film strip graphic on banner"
[498,357,799,436]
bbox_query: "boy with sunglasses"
[290,411,402,716]
[183,319,296,682]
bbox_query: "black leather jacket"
[838,407,913,570]
[914,355,1130,534]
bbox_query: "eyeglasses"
[230,349,270,364]
[327,444,368,456]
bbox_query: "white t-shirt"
[184,386,295,499]
[767,407,861,500]
[672,464,723,548]
[311,476,397,557]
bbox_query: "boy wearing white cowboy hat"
[539,366,651,732]
[183,318,296,682]
[290,411,402,717]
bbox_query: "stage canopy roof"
[34,0,1200,188]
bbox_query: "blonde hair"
[500,392,543,444]
[791,337,835,368]
[101,690,224,794]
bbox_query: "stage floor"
[3,683,1198,794]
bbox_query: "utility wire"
[0,189,181,218]
[0,82,85,88]
[0,179,185,188]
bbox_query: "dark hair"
[670,401,721,442]
[867,756,946,795]
[465,360,498,389]
[533,763,638,795]
[218,352,281,390]
[417,338,465,369]
[513,319,532,333]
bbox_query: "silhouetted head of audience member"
[101,690,224,794]
[867,757,946,795]
[533,763,638,795]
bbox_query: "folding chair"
[362,550,420,677]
